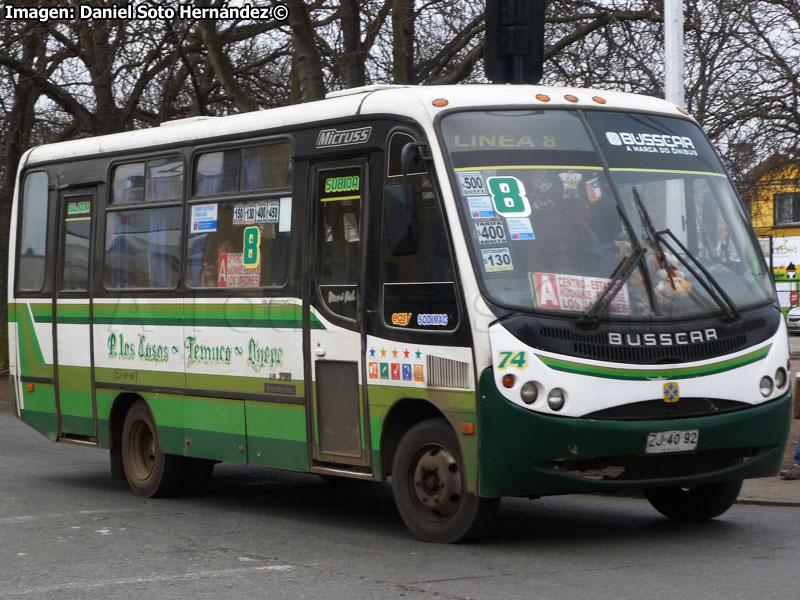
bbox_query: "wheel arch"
[380,397,447,479]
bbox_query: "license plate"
[646,429,699,454]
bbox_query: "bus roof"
[24,85,689,166]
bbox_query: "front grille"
[538,316,771,364]
[583,398,749,420]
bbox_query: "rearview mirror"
[384,183,418,255]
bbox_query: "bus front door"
[53,189,97,440]
[306,160,371,471]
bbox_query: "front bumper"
[478,369,792,497]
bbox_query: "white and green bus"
[8,85,791,542]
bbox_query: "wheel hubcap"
[412,445,462,518]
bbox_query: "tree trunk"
[286,0,325,101]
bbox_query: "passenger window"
[186,199,292,288]
[194,142,291,196]
[317,166,362,320]
[18,172,49,291]
[382,132,458,330]
[194,150,239,196]
[241,144,291,191]
[112,157,183,204]
[103,207,182,289]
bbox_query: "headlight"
[547,388,566,411]
[775,368,788,389]
[760,376,774,397]
[520,381,539,405]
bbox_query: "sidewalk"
[1,376,799,505]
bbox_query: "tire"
[392,418,498,543]
[644,480,743,521]
[121,400,186,498]
[181,458,215,495]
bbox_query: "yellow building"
[749,154,800,238]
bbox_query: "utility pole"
[664,0,685,106]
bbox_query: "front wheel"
[392,418,498,543]
[643,480,743,521]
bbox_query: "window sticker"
[242,226,261,269]
[255,200,280,224]
[278,197,292,232]
[505,217,535,240]
[190,203,218,232]
[487,176,531,217]
[67,200,91,217]
[467,196,495,219]
[474,220,507,245]
[217,253,260,287]
[458,171,486,196]
[232,203,245,225]
[481,247,514,272]
[532,272,629,314]
[243,203,257,225]
[391,312,412,326]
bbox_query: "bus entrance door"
[307,160,370,471]
[53,189,97,440]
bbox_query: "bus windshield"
[440,109,774,320]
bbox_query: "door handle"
[315,347,326,357]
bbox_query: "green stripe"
[19,301,324,329]
[536,345,771,380]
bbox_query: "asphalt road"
[2,404,799,600]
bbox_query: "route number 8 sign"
[487,176,531,217]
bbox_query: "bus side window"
[18,171,49,292]
[381,132,458,331]
[105,156,184,290]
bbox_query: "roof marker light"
[432,98,449,107]
[536,94,551,102]
[564,95,579,103]
[677,107,690,115]
[592,96,607,104]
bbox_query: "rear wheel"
[121,400,185,498]
[392,418,498,543]
[644,480,742,520]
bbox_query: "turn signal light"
[502,374,516,389]
[26,383,34,392]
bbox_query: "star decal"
[415,348,422,359]
[403,348,410,359]
[369,347,376,357]
[380,348,387,358]
[392,348,398,358]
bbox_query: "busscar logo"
[608,329,718,346]
[316,126,372,148]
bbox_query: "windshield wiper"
[576,243,648,328]
[631,187,739,323]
